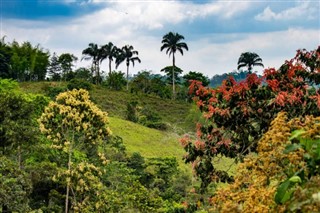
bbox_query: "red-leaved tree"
[182,46,320,191]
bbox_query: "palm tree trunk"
[126,64,129,91]
[172,53,176,100]
[109,59,112,75]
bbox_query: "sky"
[1,0,320,77]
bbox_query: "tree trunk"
[65,143,72,213]
[126,60,130,91]
[18,145,21,170]
[109,59,112,75]
[126,65,129,91]
[172,53,176,100]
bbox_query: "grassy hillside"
[19,81,236,178]
[19,81,200,133]
[108,116,191,172]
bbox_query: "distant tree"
[160,65,183,85]
[82,43,102,84]
[74,67,92,81]
[237,52,264,73]
[183,71,209,87]
[116,45,141,91]
[161,32,188,99]
[210,70,250,88]
[10,41,49,81]
[58,53,78,80]
[100,42,119,75]
[131,70,152,94]
[105,71,126,90]
[48,52,62,81]
[0,36,12,79]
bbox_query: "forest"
[0,32,320,212]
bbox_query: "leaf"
[275,179,292,204]
[283,144,302,154]
[289,176,301,183]
[289,129,305,141]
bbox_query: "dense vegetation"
[1,32,319,212]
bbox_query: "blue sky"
[1,0,319,76]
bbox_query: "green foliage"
[9,40,50,81]
[104,70,126,90]
[126,100,168,130]
[0,87,38,155]
[67,78,92,91]
[0,156,32,212]
[0,78,19,91]
[237,52,264,73]
[183,71,209,87]
[43,84,67,99]
[161,65,183,85]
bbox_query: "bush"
[43,85,67,99]
[67,79,92,91]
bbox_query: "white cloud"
[255,1,318,21]
[2,1,319,78]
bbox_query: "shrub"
[67,78,92,91]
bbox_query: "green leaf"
[289,129,305,141]
[284,144,302,154]
[289,176,301,183]
[275,179,291,204]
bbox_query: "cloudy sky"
[1,0,319,77]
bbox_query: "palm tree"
[161,32,188,99]
[237,52,264,73]
[82,43,102,84]
[116,45,141,91]
[100,42,119,75]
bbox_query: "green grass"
[108,116,191,172]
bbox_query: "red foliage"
[182,47,320,191]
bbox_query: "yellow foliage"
[210,112,307,213]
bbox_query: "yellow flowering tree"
[38,89,111,213]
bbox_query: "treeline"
[0,37,254,100]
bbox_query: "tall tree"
[160,32,188,99]
[0,36,12,79]
[100,42,119,75]
[160,65,183,85]
[58,53,78,80]
[38,89,111,213]
[116,45,141,91]
[237,52,264,73]
[183,71,210,87]
[48,52,62,81]
[82,43,101,84]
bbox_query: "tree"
[38,89,112,213]
[58,53,78,80]
[184,47,320,191]
[9,41,49,81]
[160,65,183,86]
[237,52,264,73]
[131,70,152,94]
[82,43,102,84]
[105,71,126,90]
[0,36,12,79]
[161,32,188,99]
[183,71,209,87]
[100,42,119,75]
[48,52,62,81]
[116,45,141,91]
